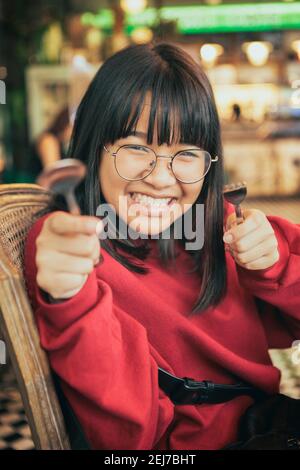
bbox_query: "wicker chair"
[0,183,71,450]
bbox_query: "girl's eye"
[126,145,151,153]
[178,151,199,158]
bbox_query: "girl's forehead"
[131,101,182,145]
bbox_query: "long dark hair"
[68,41,226,314]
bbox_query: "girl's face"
[99,100,204,236]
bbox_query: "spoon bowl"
[223,181,247,224]
[36,158,86,215]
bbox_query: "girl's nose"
[146,157,175,185]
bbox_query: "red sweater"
[23,202,300,450]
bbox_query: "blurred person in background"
[30,106,73,177]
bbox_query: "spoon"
[223,181,247,225]
[36,159,86,215]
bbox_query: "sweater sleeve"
[236,215,300,349]
[23,213,175,450]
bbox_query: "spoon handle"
[65,191,81,215]
[235,204,244,225]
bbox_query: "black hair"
[68,41,226,314]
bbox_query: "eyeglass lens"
[114,145,211,183]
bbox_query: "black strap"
[51,368,267,449]
[158,367,267,405]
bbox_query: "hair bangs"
[102,58,214,153]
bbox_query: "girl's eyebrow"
[125,131,202,149]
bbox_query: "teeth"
[130,192,172,206]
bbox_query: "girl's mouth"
[127,192,177,216]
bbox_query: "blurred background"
[0,0,300,202]
[0,0,299,450]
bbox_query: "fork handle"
[235,204,244,225]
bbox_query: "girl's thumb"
[225,213,237,232]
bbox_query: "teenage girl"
[24,42,300,450]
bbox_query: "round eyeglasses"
[103,144,218,184]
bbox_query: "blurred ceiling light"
[72,54,90,71]
[85,28,103,49]
[204,0,223,4]
[120,0,147,14]
[292,40,300,60]
[42,23,64,63]
[242,41,273,67]
[200,43,224,67]
[131,27,153,44]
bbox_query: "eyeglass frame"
[103,143,219,184]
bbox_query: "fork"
[223,181,247,226]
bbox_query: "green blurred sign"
[82,2,300,34]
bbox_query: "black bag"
[158,368,300,450]
[223,393,300,450]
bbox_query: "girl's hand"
[36,211,103,300]
[223,209,280,270]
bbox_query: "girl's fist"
[36,211,103,300]
[223,209,279,270]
